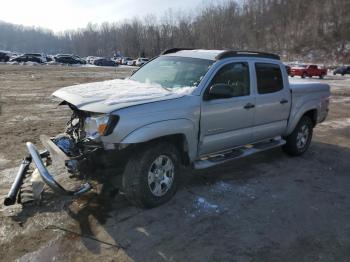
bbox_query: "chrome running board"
[194,137,286,169]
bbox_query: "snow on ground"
[330,96,350,104]
[0,158,10,167]
[195,197,219,210]
[210,181,234,193]
[184,181,257,218]
[318,118,350,130]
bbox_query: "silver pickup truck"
[4,49,330,208]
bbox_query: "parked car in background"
[54,54,86,64]
[86,56,98,64]
[24,53,47,63]
[122,57,133,65]
[284,64,291,76]
[127,59,136,66]
[290,64,327,79]
[0,51,11,62]
[10,54,43,63]
[46,55,54,62]
[93,57,116,67]
[112,56,123,64]
[333,66,350,76]
[135,57,149,66]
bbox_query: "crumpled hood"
[53,79,194,113]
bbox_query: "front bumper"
[26,142,92,196]
[3,138,92,206]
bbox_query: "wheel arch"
[285,107,318,136]
[120,119,198,164]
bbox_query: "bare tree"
[0,0,349,63]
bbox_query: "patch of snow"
[318,118,350,130]
[56,78,195,105]
[330,96,350,103]
[195,197,219,210]
[0,158,10,167]
[210,181,233,194]
[9,115,42,123]
[25,62,41,66]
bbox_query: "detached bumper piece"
[4,156,33,206]
[26,142,92,196]
[3,142,92,206]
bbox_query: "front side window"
[209,62,250,97]
[255,63,283,94]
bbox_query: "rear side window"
[255,63,283,94]
[210,62,250,97]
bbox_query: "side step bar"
[194,137,286,170]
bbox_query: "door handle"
[280,99,288,104]
[244,103,255,109]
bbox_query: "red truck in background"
[290,64,327,79]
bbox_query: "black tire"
[319,74,324,79]
[121,142,180,208]
[283,116,313,156]
[301,73,307,78]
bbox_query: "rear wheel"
[121,142,180,208]
[283,116,313,156]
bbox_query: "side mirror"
[206,84,233,100]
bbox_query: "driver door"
[199,62,255,156]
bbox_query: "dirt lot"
[0,64,349,262]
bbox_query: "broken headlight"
[84,114,119,139]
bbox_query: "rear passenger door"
[253,63,291,141]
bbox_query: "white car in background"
[135,57,149,66]
[122,57,133,65]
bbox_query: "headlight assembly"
[85,114,119,138]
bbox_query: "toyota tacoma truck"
[4,49,330,208]
[290,64,327,79]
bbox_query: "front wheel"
[283,116,313,156]
[121,142,180,208]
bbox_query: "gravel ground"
[0,65,349,261]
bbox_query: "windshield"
[130,56,213,89]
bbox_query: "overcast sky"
[0,0,212,32]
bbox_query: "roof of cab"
[161,48,280,61]
[162,49,223,60]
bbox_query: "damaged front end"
[4,102,119,206]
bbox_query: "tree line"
[0,0,349,63]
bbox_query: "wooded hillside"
[0,0,349,63]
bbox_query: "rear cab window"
[255,63,283,94]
